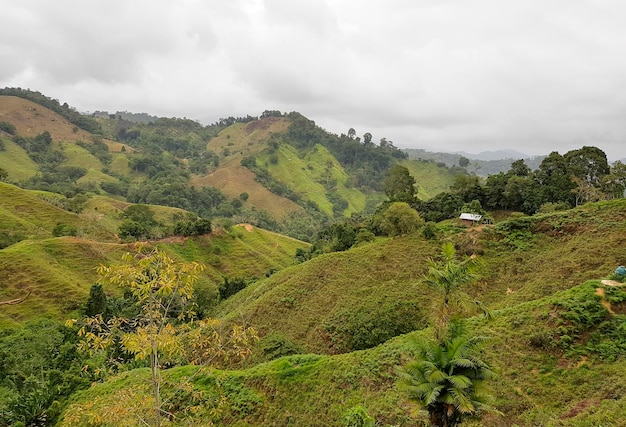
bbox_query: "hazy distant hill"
[404,147,545,176]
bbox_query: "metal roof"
[459,213,482,221]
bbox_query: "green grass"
[214,234,441,353]
[400,158,457,200]
[257,144,372,217]
[0,207,309,326]
[60,143,103,170]
[0,138,38,181]
[58,279,626,426]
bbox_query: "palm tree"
[397,331,498,427]
[424,242,489,343]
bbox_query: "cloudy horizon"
[2,0,625,160]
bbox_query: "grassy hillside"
[0,137,38,182]
[0,182,116,245]
[0,228,308,327]
[0,95,462,239]
[211,199,626,357]
[0,95,117,147]
[58,279,625,426]
[0,183,309,326]
[400,158,458,200]
[215,234,440,354]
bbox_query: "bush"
[258,333,304,360]
[218,277,248,300]
[380,202,423,236]
[422,221,438,240]
[52,223,77,237]
[323,300,426,352]
[0,121,16,135]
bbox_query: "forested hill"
[0,89,460,242]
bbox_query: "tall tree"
[423,242,487,343]
[70,246,204,427]
[564,146,609,187]
[398,244,496,426]
[384,165,417,203]
[535,151,575,206]
[602,161,626,199]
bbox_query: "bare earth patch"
[237,224,254,232]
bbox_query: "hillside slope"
[212,199,626,356]
[58,279,626,426]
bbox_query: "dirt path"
[596,280,625,315]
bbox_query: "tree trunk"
[151,343,160,427]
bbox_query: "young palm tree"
[424,242,489,343]
[398,331,498,427]
[398,243,497,425]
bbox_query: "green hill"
[57,278,625,426]
[2,89,625,427]
[1,93,462,241]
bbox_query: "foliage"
[173,215,212,237]
[66,246,258,426]
[380,202,423,236]
[323,300,426,352]
[384,165,417,203]
[218,277,249,300]
[424,242,486,342]
[0,121,16,135]
[343,404,376,427]
[397,330,498,427]
[0,319,91,426]
[68,246,205,426]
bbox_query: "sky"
[1,0,626,160]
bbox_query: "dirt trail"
[596,280,625,315]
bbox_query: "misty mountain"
[404,148,545,176]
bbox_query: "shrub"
[52,223,77,237]
[218,277,248,300]
[0,121,16,135]
[258,333,304,360]
[323,300,426,352]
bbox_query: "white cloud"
[1,0,626,159]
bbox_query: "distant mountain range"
[403,148,545,176]
[453,149,531,161]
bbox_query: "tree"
[602,161,626,199]
[509,159,531,177]
[424,243,487,343]
[535,151,575,206]
[381,202,423,236]
[0,167,8,181]
[363,132,373,145]
[450,175,484,204]
[458,156,470,168]
[398,244,496,426]
[398,330,497,427]
[84,284,109,318]
[68,246,257,426]
[384,165,417,203]
[564,146,609,187]
[70,246,204,427]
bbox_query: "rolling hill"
[1,90,625,427]
[1,94,463,242]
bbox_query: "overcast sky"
[2,0,625,160]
